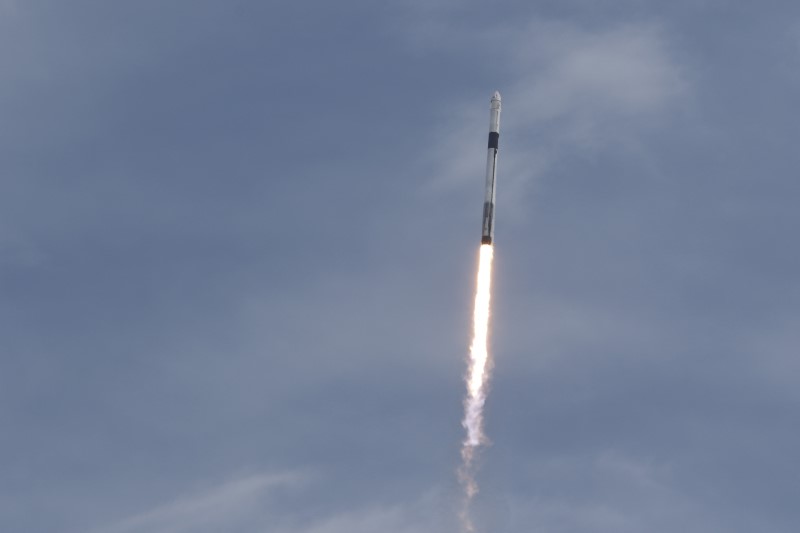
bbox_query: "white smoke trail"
[459,243,494,531]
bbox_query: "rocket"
[481,91,501,245]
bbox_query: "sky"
[2,1,800,532]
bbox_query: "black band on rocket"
[488,132,499,149]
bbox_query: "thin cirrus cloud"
[425,19,688,211]
[91,472,448,533]
[90,473,304,533]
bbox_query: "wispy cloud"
[507,22,686,119]
[482,452,712,533]
[92,473,448,533]
[416,15,688,218]
[90,472,304,533]
[274,489,448,533]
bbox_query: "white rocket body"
[481,92,501,245]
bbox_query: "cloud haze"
[1,1,799,532]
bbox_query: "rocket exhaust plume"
[464,245,494,449]
[459,92,501,532]
[460,244,494,490]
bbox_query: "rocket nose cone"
[492,91,501,101]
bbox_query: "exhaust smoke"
[459,243,494,531]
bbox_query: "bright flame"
[465,244,494,445]
[459,243,494,531]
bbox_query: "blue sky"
[2,1,800,532]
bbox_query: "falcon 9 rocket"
[481,91,501,245]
